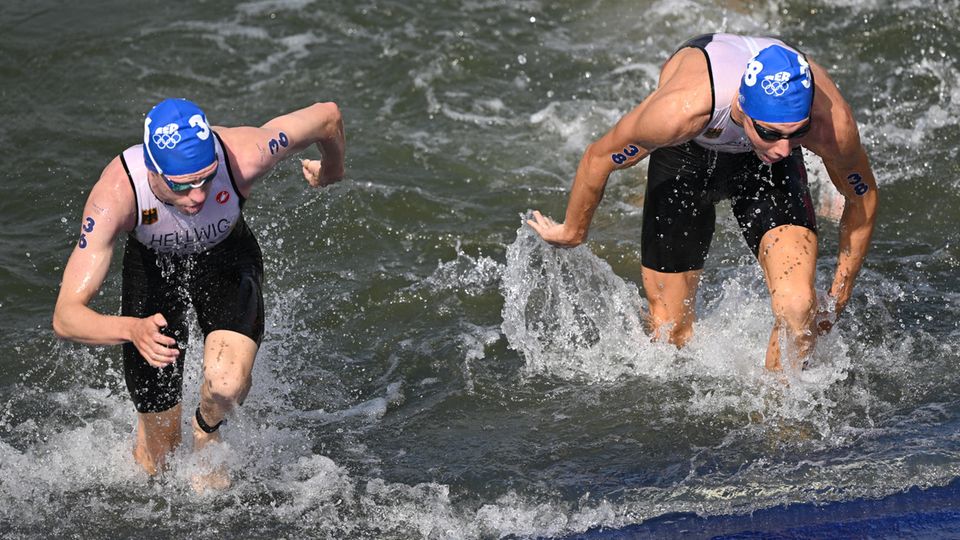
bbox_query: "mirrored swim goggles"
[752,118,811,141]
[162,166,217,192]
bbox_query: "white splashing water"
[501,215,651,381]
[500,214,856,435]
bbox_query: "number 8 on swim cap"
[142,98,217,176]
[738,45,813,124]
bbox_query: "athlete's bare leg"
[190,329,258,492]
[133,403,182,475]
[641,267,702,347]
[758,225,818,371]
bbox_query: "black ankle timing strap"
[195,407,225,434]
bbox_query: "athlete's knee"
[770,286,817,329]
[646,303,696,347]
[204,374,252,409]
[202,330,258,407]
[646,311,694,347]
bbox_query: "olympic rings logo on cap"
[152,123,182,150]
[760,72,791,96]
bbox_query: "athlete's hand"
[301,158,343,188]
[527,211,582,248]
[131,313,179,368]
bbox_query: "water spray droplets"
[501,215,649,380]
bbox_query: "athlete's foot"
[189,435,232,493]
[133,447,158,476]
[133,406,182,476]
[190,464,231,493]
[133,444,171,476]
[191,417,231,493]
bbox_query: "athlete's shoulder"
[210,125,263,151]
[655,48,713,120]
[207,126,266,188]
[804,60,863,157]
[86,155,138,233]
[660,46,709,85]
[96,155,133,192]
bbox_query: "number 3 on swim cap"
[743,60,764,86]
[189,114,211,141]
[797,54,811,89]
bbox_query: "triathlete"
[528,33,878,370]
[53,98,345,489]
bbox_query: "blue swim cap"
[738,45,813,123]
[142,98,216,176]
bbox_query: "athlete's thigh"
[120,241,192,338]
[191,228,265,346]
[190,235,263,397]
[642,142,717,273]
[730,148,817,256]
[202,329,258,387]
[121,240,190,413]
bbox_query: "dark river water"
[2,0,959,537]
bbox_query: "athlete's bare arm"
[215,102,345,196]
[804,60,879,320]
[529,48,713,246]
[52,159,180,367]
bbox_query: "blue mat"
[563,478,960,539]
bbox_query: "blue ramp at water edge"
[565,477,960,539]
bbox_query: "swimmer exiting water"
[528,33,878,370]
[53,98,345,489]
